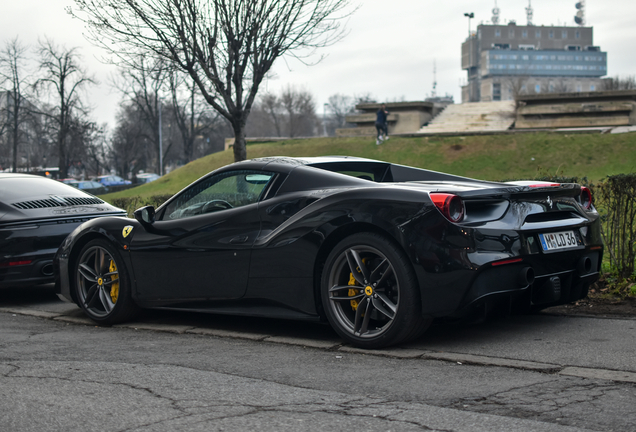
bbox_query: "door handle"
[230,235,249,244]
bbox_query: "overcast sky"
[2,0,635,128]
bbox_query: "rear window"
[0,176,90,202]
[308,162,391,182]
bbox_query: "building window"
[562,30,568,38]
[549,83,554,92]
[535,84,541,93]
[522,30,528,38]
[575,30,581,39]
[535,30,541,38]
[549,30,554,39]
[576,84,582,92]
[590,84,596,91]
[493,83,502,101]
[509,29,515,38]
[495,29,501,37]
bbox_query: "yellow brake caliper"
[348,273,359,310]
[109,259,119,303]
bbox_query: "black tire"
[74,239,139,325]
[321,232,430,349]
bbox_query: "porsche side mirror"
[134,205,156,226]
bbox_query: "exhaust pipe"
[41,263,54,277]
[578,256,592,275]
[518,267,535,287]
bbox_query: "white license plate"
[538,231,579,251]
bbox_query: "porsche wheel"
[322,233,430,348]
[74,239,139,325]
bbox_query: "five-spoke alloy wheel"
[74,239,139,325]
[322,233,429,348]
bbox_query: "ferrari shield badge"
[122,226,133,238]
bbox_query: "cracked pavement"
[0,358,605,432]
[1,287,635,431]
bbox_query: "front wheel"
[74,239,139,325]
[321,233,430,348]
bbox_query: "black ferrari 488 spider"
[0,173,125,288]
[55,157,603,348]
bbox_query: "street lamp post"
[323,103,329,136]
[158,98,163,176]
[464,12,475,37]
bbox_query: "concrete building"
[462,23,607,103]
[337,102,435,137]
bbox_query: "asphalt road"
[1,286,635,431]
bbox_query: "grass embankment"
[102,132,636,201]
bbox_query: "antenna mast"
[526,0,534,26]
[492,1,500,25]
[574,1,585,26]
[431,61,437,98]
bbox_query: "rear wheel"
[321,233,430,348]
[74,239,139,325]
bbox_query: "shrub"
[596,174,636,281]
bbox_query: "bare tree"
[601,75,636,91]
[112,54,172,174]
[355,93,375,104]
[0,37,31,172]
[169,69,227,163]
[83,123,110,177]
[35,38,95,178]
[69,0,353,162]
[110,103,148,178]
[260,93,284,137]
[552,79,571,93]
[246,87,318,138]
[325,93,354,135]
[280,85,317,137]
[504,76,530,113]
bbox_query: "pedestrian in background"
[375,104,389,145]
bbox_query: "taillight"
[0,259,33,268]
[528,183,560,188]
[580,186,593,210]
[430,193,465,223]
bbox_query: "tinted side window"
[162,170,274,220]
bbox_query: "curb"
[4,307,636,384]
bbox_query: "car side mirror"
[134,206,156,226]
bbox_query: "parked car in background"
[68,180,109,195]
[135,173,160,184]
[0,173,126,288]
[55,156,603,348]
[94,175,131,187]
